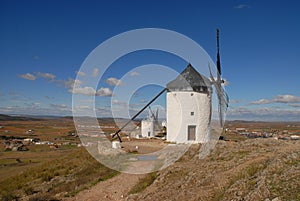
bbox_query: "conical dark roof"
[167,63,211,93]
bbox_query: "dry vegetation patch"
[0,148,118,201]
[127,139,300,201]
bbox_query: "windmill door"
[188,125,196,141]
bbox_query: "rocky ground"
[68,138,300,201]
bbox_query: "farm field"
[0,115,119,200]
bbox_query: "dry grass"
[126,138,300,201]
[0,145,77,182]
[0,147,118,200]
[128,172,158,195]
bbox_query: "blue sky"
[1,0,300,121]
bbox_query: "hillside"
[126,138,300,201]
[60,138,300,201]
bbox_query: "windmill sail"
[210,29,229,127]
[216,29,221,78]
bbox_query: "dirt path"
[64,173,144,201]
[64,139,166,201]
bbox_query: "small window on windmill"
[191,93,194,96]
[191,112,194,116]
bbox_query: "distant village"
[0,123,130,151]
[0,127,78,151]
[1,121,300,152]
[225,123,300,140]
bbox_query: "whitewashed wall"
[166,91,211,143]
[141,120,154,138]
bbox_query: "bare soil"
[64,173,144,201]
[67,138,300,201]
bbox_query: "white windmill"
[166,29,228,143]
[166,64,212,143]
[112,29,228,144]
[141,106,160,138]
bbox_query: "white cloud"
[36,72,56,80]
[68,85,113,97]
[0,105,72,116]
[69,87,96,96]
[20,72,56,81]
[64,78,82,88]
[106,77,122,86]
[76,71,86,77]
[230,99,241,104]
[50,103,68,109]
[112,99,120,104]
[96,88,113,96]
[249,95,300,105]
[49,104,71,112]
[20,73,36,80]
[272,95,300,103]
[112,99,128,106]
[95,107,113,117]
[130,71,139,76]
[289,103,300,108]
[24,102,40,108]
[92,68,99,77]
[227,106,300,121]
[250,99,271,105]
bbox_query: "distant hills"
[0,114,42,121]
[0,114,76,121]
[0,114,138,123]
[0,114,299,124]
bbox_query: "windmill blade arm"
[111,88,167,142]
[208,64,216,84]
[216,88,229,127]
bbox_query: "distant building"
[236,128,247,132]
[23,138,33,142]
[141,120,154,138]
[141,108,161,138]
